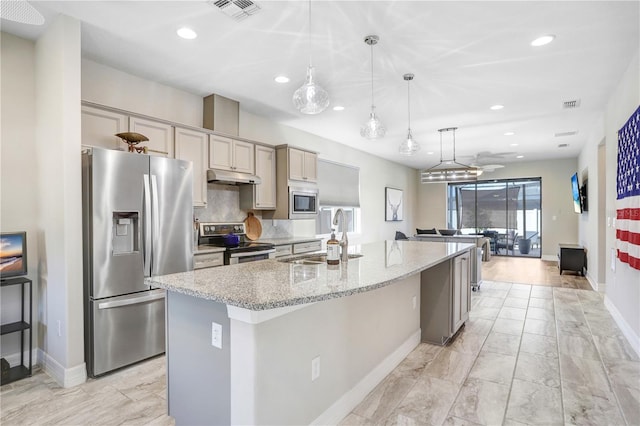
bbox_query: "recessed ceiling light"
[516,155,524,159]
[427,151,434,155]
[510,143,519,147]
[504,132,515,136]
[177,27,197,39]
[274,76,290,83]
[332,106,345,111]
[531,35,555,47]
[490,104,504,110]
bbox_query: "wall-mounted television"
[570,173,582,214]
[0,232,28,280]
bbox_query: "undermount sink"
[279,253,363,265]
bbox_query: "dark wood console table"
[558,244,586,276]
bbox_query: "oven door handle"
[229,248,276,258]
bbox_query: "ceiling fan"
[462,151,516,172]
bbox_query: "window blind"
[318,159,360,207]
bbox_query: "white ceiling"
[4,1,639,170]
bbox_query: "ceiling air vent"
[558,143,570,148]
[562,99,581,109]
[208,0,261,21]
[555,131,578,137]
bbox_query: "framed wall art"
[385,187,403,221]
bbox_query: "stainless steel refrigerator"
[82,147,193,377]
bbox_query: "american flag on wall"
[617,105,640,271]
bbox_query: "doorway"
[447,178,542,258]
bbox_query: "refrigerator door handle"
[151,174,160,276]
[143,174,152,277]
[98,290,165,310]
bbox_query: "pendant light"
[398,73,420,155]
[292,0,330,114]
[420,127,483,183]
[360,35,386,139]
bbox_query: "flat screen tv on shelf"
[0,232,28,280]
[570,173,582,214]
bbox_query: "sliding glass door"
[447,178,542,258]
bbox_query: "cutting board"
[244,212,262,241]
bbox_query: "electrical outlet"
[57,320,61,337]
[311,356,320,381]
[211,322,222,348]
[412,295,417,310]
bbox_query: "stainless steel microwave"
[289,187,318,219]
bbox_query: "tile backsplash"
[194,184,293,238]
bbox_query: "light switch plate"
[211,322,222,348]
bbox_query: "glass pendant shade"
[360,107,386,139]
[361,35,385,139]
[293,65,330,115]
[399,73,420,155]
[398,129,420,156]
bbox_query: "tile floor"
[341,281,640,426]
[1,281,639,425]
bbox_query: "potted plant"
[518,236,531,254]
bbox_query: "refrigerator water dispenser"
[112,212,139,254]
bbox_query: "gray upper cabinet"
[129,117,174,158]
[240,145,276,210]
[254,145,276,209]
[81,105,128,150]
[209,135,255,174]
[175,127,208,207]
[288,147,317,183]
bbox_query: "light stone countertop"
[256,237,322,245]
[146,240,474,311]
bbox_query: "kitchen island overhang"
[147,240,474,426]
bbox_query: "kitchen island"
[147,240,473,425]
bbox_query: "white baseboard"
[604,296,640,358]
[2,349,38,368]
[311,329,421,426]
[585,272,598,291]
[40,349,87,388]
[541,255,556,262]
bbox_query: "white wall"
[239,111,419,243]
[604,52,640,344]
[578,115,606,288]
[416,183,448,231]
[35,15,85,386]
[0,32,40,362]
[81,61,420,243]
[81,60,203,128]
[416,158,579,259]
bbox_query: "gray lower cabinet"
[293,240,322,254]
[420,251,470,345]
[193,252,224,269]
[274,244,293,258]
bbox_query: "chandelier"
[421,127,483,182]
[398,73,420,155]
[292,0,330,114]
[360,35,386,139]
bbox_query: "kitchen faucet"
[332,208,349,262]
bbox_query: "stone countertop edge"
[146,241,474,311]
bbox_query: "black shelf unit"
[558,244,586,276]
[1,276,33,385]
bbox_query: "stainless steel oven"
[229,249,275,264]
[289,187,319,219]
[198,222,275,266]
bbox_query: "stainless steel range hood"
[207,169,261,185]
